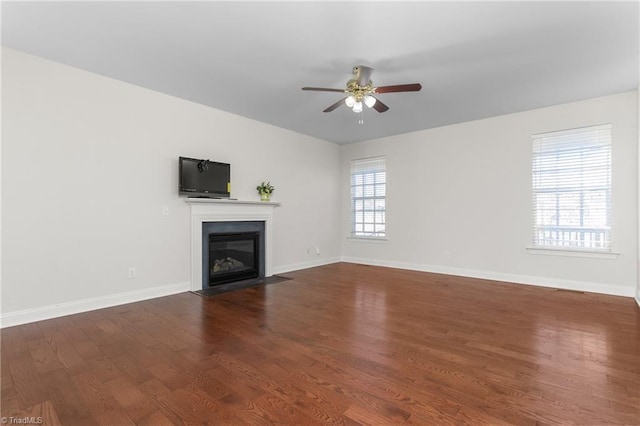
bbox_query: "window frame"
[530,124,613,255]
[350,157,387,240]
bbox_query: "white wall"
[637,70,640,306]
[341,91,638,297]
[2,47,637,327]
[1,48,341,325]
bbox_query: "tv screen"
[179,157,230,198]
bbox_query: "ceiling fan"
[302,65,422,113]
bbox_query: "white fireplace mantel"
[187,198,280,291]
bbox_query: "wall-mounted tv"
[179,156,231,198]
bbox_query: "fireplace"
[201,220,265,289]
[209,232,259,285]
[188,199,278,292]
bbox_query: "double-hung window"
[531,124,612,252]
[351,157,386,238]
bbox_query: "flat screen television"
[179,156,231,198]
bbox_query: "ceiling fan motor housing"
[353,65,373,86]
[348,65,375,101]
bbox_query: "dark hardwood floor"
[2,262,639,425]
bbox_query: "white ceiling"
[2,1,638,144]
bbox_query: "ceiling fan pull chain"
[358,111,364,125]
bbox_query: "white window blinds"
[532,124,612,251]
[351,157,386,238]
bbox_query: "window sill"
[526,247,619,259]
[346,236,388,243]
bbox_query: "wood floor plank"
[210,349,356,424]
[71,372,122,419]
[0,380,21,419]
[250,392,322,425]
[183,369,235,401]
[1,263,638,424]
[104,376,158,422]
[111,352,153,384]
[344,401,411,425]
[1,326,29,361]
[169,386,232,424]
[85,356,124,383]
[40,368,94,424]
[217,392,279,425]
[14,400,63,426]
[27,337,65,374]
[138,378,195,424]
[7,351,49,409]
[17,322,45,342]
[136,410,175,426]
[46,332,91,374]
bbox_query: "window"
[351,157,386,238]
[532,124,611,251]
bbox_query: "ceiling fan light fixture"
[364,95,376,108]
[345,95,356,107]
[352,101,363,113]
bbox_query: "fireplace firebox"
[208,232,259,285]
[201,220,265,289]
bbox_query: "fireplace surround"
[187,199,279,291]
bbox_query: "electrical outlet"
[315,246,321,255]
[443,250,451,259]
[162,206,169,216]
[128,267,137,278]
[306,248,310,254]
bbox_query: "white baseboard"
[635,288,640,308]
[1,281,190,328]
[272,257,341,275]
[341,257,636,298]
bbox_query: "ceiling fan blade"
[375,83,422,93]
[323,97,347,113]
[302,87,345,93]
[371,98,389,113]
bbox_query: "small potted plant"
[256,181,275,202]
